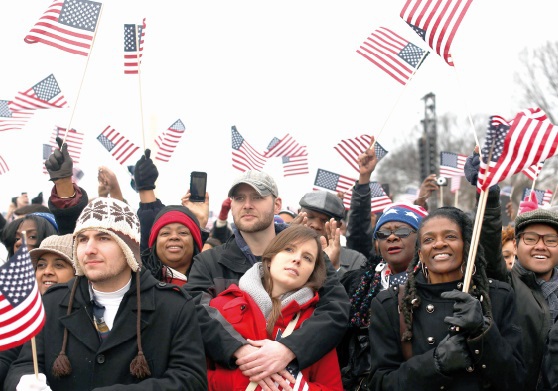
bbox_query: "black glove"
[434,334,473,374]
[133,149,158,191]
[441,290,485,336]
[464,151,480,186]
[45,137,73,181]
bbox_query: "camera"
[436,177,448,186]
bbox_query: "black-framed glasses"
[375,227,416,240]
[517,232,558,247]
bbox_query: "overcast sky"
[1,0,557,216]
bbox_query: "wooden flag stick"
[462,140,496,293]
[21,231,40,379]
[62,3,104,146]
[454,189,459,207]
[439,185,444,207]
[373,50,429,144]
[134,21,147,152]
[551,183,558,206]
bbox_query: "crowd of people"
[0,135,557,390]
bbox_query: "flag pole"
[550,183,558,206]
[454,189,459,207]
[62,3,104,145]
[462,140,496,293]
[134,21,147,152]
[21,231,40,379]
[439,185,444,207]
[372,51,429,146]
[451,55,480,148]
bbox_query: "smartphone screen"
[190,171,207,202]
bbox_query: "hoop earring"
[421,261,429,280]
[460,263,476,276]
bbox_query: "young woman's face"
[502,239,516,270]
[269,238,318,297]
[156,223,195,274]
[418,217,464,284]
[35,253,75,295]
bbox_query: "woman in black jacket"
[366,207,525,390]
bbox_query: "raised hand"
[45,136,73,181]
[133,149,159,191]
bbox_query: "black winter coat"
[5,270,207,390]
[366,274,525,391]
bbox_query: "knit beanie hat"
[515,207,558,236]
[29,233,74,270]
[29,212,59,232]
[72,198,141,276]
[373,202,428,236]
[148,205,203,253]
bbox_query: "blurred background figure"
[502,225,516,270]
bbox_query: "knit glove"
[133,149,158,191]
[218,198,232,220]
[17,373,52,391]
[45,137,73,181]
[434,334,473,375]
[441,290,485,337]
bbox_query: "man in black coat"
[5,197,207,390]
[186,170,350,391]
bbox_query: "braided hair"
[400,207,492,342]
[348,254,383,328]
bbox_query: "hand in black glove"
[133,149,158,191]
[464,149,480,186]
[441,289,485,336]
[45,137,73,181]
[434,333,473,374]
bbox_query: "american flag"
[42,126,84,174]
[0,238,46,351]
[97,125,140,165]
[154,119,186,162]
[24,0,101,56]
[521,161,544,181]
[313,169,355,209]
[400,0,474,66]
[439,151,466,177]
[265,134,307,158]
[450,176,461,193]
[282,155,309,177]
[124,18,147,74]
[231,126,267,172]
[0,100,33,132]
[9,74,68,112]
[357,27,427,85]
[0,155,9,175]
[334,135,388,173]
[477,110,558,192]
[522,188,553,206]
[500,185,513,197]
[370,182,393,213]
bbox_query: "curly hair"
[400,207,492,342]
[502,224,515,245]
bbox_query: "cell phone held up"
[189,171,207,202]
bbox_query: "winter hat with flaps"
[72,197,141,275]
[52,197,151,380]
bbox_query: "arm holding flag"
[414,174,438,210]
[45,137,88,235]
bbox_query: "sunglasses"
[375,227,416,240]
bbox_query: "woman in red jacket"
[208,224,343,391]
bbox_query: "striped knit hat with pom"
[72,197,141,275]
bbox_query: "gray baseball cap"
[299,191,345,220]
[228,170,279,197]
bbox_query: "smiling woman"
[365,207,526,390]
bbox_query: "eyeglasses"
[517,232,558,247]
[375,227,416,240]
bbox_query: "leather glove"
[434,334,473,374]
[464,151,480,186]
[441,290,485,336]
[45,137,73,181]
[218,198,232,220]
[133,149,158,191]
[17,373,53,391]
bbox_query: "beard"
[234,208,275,233]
